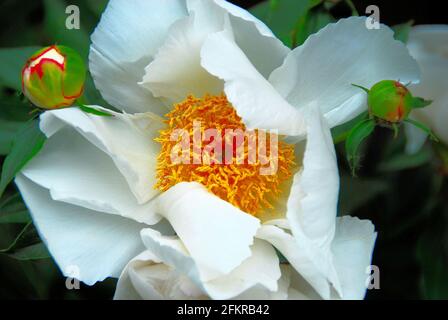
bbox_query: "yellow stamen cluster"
[154,94,295,216]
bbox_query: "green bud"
[367,80,414,123]
[21,45,86,109]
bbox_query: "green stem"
[345,0,359,16]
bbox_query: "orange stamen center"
[154,94,295,216]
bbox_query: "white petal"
[408,25,448,61]
[404,116,428,154]
[89,0,187,113]
[21,116,160,225]
[331,216,377,300]
[15,174,146,285]
[139,229,280,300]
[201,29,307,135]
[212,0,276,38]
[257,109,341,299]
[232,264,290,300]
[204,238,280,299]
[282,265,322,300]
[212,0,290,79]
[269,16,420,128]
[412,91,448,148]
[256,225,333,300]
[289,107,340,294]
[288,107,338,248]
[154,182,260,277]
[140,0,226,103]
[140,0,289,104]
[38,108,163,208]
[406,27,448,146]
[114,251,205,300]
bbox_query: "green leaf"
[0,119,26,155]
[0,46,40,91]
[411,97,432,109]
[332,111,368,144]
[0,222,36,252]
[9,243,50,261]
[0,95,34,122]
[250,0,312,47]
[85,0,109,17]
[79,104,112,117]
[392,20,414,44]
[294,5,334,47]
[345,118,376,175]
[81,71,113,108]
[0,119,46,197]
[0,210,30,224]
[249,1,272,22]
[351,83,370,94]
[0,193,30,224]
[404,118,439,142]
[0,222,50,260]
[344,0,358,16]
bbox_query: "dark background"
[1,0,447,300]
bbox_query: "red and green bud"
[21,45,86,109]
[368,80,414,123]
[347,80,435,175]
[354,80,432,123]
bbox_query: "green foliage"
[0,47,40,91]
[294,3,335,47]
[78,104,112,117]
[0,120,46,198]
[43,0,90,58]
[345,118,376,175]
[332,111,368,144]
[404,118,439,142]
[392,20,414,43]
[250,0,311,47]
[411,97,433,109]
[249,0,334,47]
[0,193,31,224]
[0,222,50,260]
[250,0,356,48]
[0,119,25,155]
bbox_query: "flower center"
[154,94,295,216]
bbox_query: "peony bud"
[367,80,414,123]
[348,80,435,175]
[21,45,86,109]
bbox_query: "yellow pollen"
[154,94,295,216]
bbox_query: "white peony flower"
[405,25,448,152]
[15,0,419,300]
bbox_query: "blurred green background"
[0,0,447,299]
